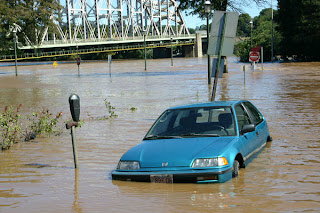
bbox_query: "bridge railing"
[0,40,195,62]
[37,34,197,47]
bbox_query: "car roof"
[168,100,248,110]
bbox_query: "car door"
[242,102,268,148]
[234,104,256,160]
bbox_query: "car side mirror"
[241,124,255,134]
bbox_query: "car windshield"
[145,106,236,139]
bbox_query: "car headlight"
[117,161,140,170]
[191,157,228,168]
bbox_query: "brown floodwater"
[0,57,319,212]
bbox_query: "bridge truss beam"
[41,0,189,45]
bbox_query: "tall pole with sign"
[207,11,239,102]
[211,13,228,101]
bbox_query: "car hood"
[121,137,234,168]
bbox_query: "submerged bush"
[0,105,22,149]
[25,107,63,139]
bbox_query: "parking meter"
[68,94,80,169]
[69,94,80,122]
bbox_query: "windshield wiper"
[180,133,220,137]
[143,135,182,140]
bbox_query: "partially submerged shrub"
[96,98,118,120]
[0,105,22,149]
[104,98,118,118]
[25,107,63,139]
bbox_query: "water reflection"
[112,179,241,211]
[72,169,83,213]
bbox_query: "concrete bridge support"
[195,33,203,57]
[182,45,195,57]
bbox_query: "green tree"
[252,9,282,61]
[0,0,62,48]
[188,28,196,34]
[235,8,281,62]
[277,0,320,61]
[237,13,252,37]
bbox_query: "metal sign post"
[211,13,227,101]
[208,11,239,101]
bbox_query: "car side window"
[235,104,251,130]
[243,102,264,125]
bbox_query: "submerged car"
[112,100,272,183]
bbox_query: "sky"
[182,1,277,29]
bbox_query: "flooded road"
[0,57,319,212]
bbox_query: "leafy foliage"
[234,39,251,62]
[237,13,252,37]
[0,104,65,150]
[277,0,320,61]
[0,105,22,149]
[0,0,62,48]
[235,8,282,62]
[25,108,63,138]
[103,98,118,119]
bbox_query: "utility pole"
[271,0,274,62]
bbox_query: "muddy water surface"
[0,58,319,212]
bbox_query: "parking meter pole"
[71,126,79,169]
[77,65,80,76]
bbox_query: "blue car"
[112,100,272,183]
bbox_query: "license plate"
[150,174,173,183]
